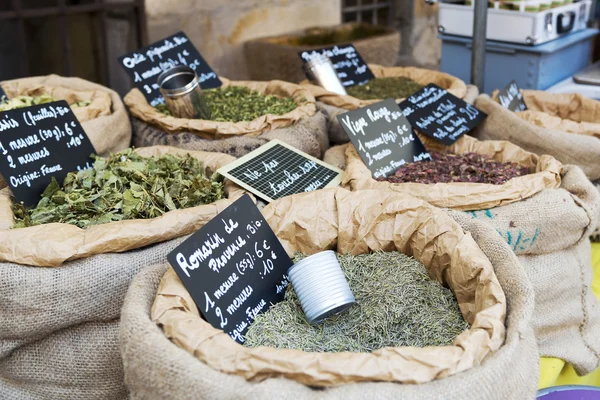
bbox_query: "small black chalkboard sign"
[217,140,343,203]
[167,194,292,344]
[0,100,96,206]
[399,84,487,146]
[497,81,528,112]
[298,44,375,87]
[118,31,222,107]
[337,98,431,179]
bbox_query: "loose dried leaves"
[381,151,530,185]
[244,251,468,353]
[12,149,225,229]
[346,77,423,100]
[0,95,90,111]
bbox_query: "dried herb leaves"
[346,77,423,100]
[244,251,468,353]
[381,151,530,185]
[12,149,225,229]
[0,95,90,111]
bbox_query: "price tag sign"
[399,84,487,146]
[298,44,375,87]
[337,98,430,179]
[0,100,96,206]
[119,31,222,107]
[167,194,292,343]
[217,140,343,203]
[497,80,527,112]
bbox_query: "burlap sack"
[323,144,347,171]
[125,78,328,158]
[308,65,467,144]
[341,133,562,210]
[120,192,538,399]
[0,146,247,399]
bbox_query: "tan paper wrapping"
[302,64,468,110]
[0,146,247,267]
[151,188,506,386]
[341,134,562,210]
[124,78,317,138]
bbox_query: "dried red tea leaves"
[380,151,530,185]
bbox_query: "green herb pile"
[244,251,468,352]
[12,149,225,229]
[154,86,298,122]
[0,95,90,111]
[346,77,424,100]
[287,24,389,46]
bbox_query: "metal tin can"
[288,250,355,325]
[157,65,211,120]
[302,54,348,96]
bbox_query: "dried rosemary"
[0,95,90,111]
[346,77,423,100]
[244,251,468,352]
[12,149,225,229]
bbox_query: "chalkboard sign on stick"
[0,100,96,206]
[337,98,431,179]
[399,84,487,146]
[167,194,292,344]
[299,44,375,87]
[119,31,222,107]
[217,140,343,203]
[497,81,528,112]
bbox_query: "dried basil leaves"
[346,77,423,100]
[381,151,530,185]
[12,149,225,229]
[0,95,90,111]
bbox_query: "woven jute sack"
[309,65,467,144]
[125,78,329,159]
[120,189,539,399]
[244,22,400,83]
[0,146,247,399]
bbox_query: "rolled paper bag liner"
[303,54,347,96]
[158,65,211,120]
[288,250,355,324]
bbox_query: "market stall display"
[0,146,247,399]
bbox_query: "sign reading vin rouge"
[167,194,292,344]
[399,84,487,146]
[497,80,528,112]
[119,31,222,107]
[299,44,375,87]
[0,100,96,206]
[337,98,431,179]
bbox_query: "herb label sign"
[167,194,292,343]
[217,140,343,203]
[0,100,96,206]
[497,80,527,112]
[337,98,430,179]
[399,84,487,146]
[299,44,375,87]
[119,31,222,107]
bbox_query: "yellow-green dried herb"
[154,103,171,116]
[346,77,424,100]
[244,251,469,352]
[0,95,90,111]
[12,149,224,229]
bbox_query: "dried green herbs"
[244,251,468,352]
[154,86,298,122]
[0,95,90,111]
[381,151,530,185]
[12,149,225,229]
[346,77,423,100]
[287,24,389,46]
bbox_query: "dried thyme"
[381,151,530,185]
[346,77,423,100]
[0,95,90,111]
[244,251,468,352]
[12,149,225,229]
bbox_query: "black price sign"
[299,44,375,87]
[167,194,292,344]
[119,31,222,107]
[399,84,487,146]
[497,80,527,112]
[337,98,430,179]
[0,100,96,206]
[217,140,343,203]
